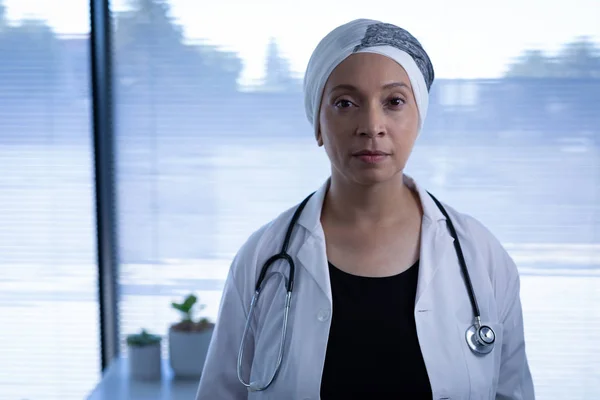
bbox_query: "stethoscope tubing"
[237,190,494,392]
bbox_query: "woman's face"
[318,52,420,186]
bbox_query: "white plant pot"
[128,342,162,381]
[168,326,214,378]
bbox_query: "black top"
[320,261,433,399]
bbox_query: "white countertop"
[86,358,200,400]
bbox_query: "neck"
[323,172,415,227]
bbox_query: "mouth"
[351,150,390,164]
[351,150,390,156]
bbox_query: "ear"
[316,129,324,147]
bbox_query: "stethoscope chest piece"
[466,323,496,355]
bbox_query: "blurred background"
[0,0,599,399]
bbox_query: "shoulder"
[228,201,303,281]
[444,203,509,262]
[437,200,512,265]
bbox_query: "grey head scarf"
[303,19,435,139]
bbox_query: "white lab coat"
[196,175,535,400]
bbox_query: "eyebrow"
[328,82,410,94]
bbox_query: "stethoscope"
[237,191,496,392]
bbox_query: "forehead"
[325,52,411,88]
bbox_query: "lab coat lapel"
[415,222,470,398]
[415,219,455,309]
[295,180,332,302]
[295,232,332,303]
[406,175,453,308]
[408,177,473,397]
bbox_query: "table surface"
[86,358,200,400]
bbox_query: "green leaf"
[182,294,197,309]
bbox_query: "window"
[112,1,600,399]
[0,0,99,399]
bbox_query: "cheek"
[319,109,348,144]
[390,112,420,156]
[392,107,420,139]
[319,119,348,165]
[395,103,420,128]
[394,127,419,154]
[317,107,332,144]
[320,107,341,132]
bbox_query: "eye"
[334,99,354,109]
[389,97,406,107]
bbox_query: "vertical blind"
[0,1,100,399]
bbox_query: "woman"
[196,18,535,399]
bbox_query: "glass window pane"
[0,0,99,399]
[113,1,600,398]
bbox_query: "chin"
[349,169,402,186]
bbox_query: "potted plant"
[168,294,215,378]
[126,329,162,381]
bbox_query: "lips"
[352,150,389,156]
[352,150,390,164]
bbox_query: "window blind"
[0,1,100,399]
[112,1,600,399]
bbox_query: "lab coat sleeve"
[495,250,536,400]
[195,251,252,400]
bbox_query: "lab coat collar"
[296,173,447,236]
[294,174,450,304]
[403,174,448,224]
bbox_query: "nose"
[356,103,386,138]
